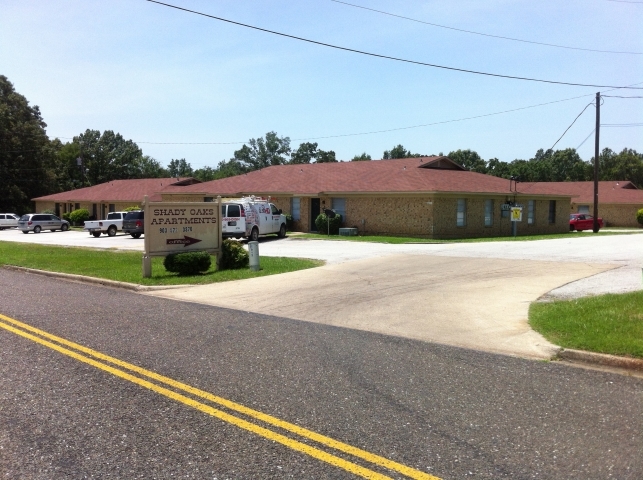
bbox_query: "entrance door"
[310,198,320,231]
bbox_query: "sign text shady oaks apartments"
[142,195,222,277]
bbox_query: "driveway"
[4,228,641,359]
[147,234,641,359]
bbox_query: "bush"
[69,208,89,226]
[219,239,249,270]
[637,208,643,227]
[164,251,212,275]
[62,212,71,222]
[315,212,343,235]
[124,205,141,212]
[284,213,294,231]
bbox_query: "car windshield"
[19,215,30,221]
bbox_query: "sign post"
[142,195,222,278]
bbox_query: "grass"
[0,241,323,286]
[529,291,643,359]
[292,230,640,244]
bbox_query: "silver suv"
[18,214,70,234]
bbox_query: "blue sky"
[2,0,641,169]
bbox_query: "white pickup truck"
[83,212,128,237]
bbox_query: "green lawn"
[529,291,643,358]
[0,241,323,286]
[292,230,639,244]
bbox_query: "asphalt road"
[1,269,641,479]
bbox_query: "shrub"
[62,212,72,222]
[124,205,141,212]
[315,212,343,235]
[164,251,212,275]
[219,239,249,270]
[284,213,294,231]
[637,208,643,227]
[69,208,89,226]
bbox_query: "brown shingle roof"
[519,181,643,204]
[33,178,199,203]
[162,157,569,197]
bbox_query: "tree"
[232,131,291,171]
[317,149,337,163]
[486,157,511,178]
[167,158,194,177]
[351,152,372,161]
[214,158,247,179]
[549,148,588,182]
[596,148,643,188]
[51,138,85,192]
[291,142,319,164]
[74,129,146,185]
[448,149,487,173]
[138,155,168,178]
[0,75,58,213]
[193,166,217,182]
[383,144,423,159]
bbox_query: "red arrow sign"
[166,236,202,247]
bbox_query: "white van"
[221,197,287,241]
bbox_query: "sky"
[1,0,641,170]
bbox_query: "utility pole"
[593,92,600,233]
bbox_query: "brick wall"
[572,203,643,227]
[278,195,569,238]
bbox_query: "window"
[332,198,346,219]
[548,200,556,223]
[484,200,494,227]
[578,205,590,214]
[291,198,301,221]
[204,197,214,202]
[108,204,115,213]
[75,203,80,210]
[271,204,280,215]
[528,200,535,225]
[227,204,241,217]
[456,199,466,227]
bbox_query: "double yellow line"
[0,313,440,480]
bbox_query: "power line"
[145,0,643,90]
[50,93,603,145]
[601,95,643,98]
[576,129,595,150]
[51,82,643,145]
[330,0,642,55]
[550,101,595,150]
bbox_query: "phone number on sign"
[159,226,193,234]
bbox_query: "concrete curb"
[1,265,190,292]
[557,348,643,372]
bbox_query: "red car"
[569,213,603,231]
